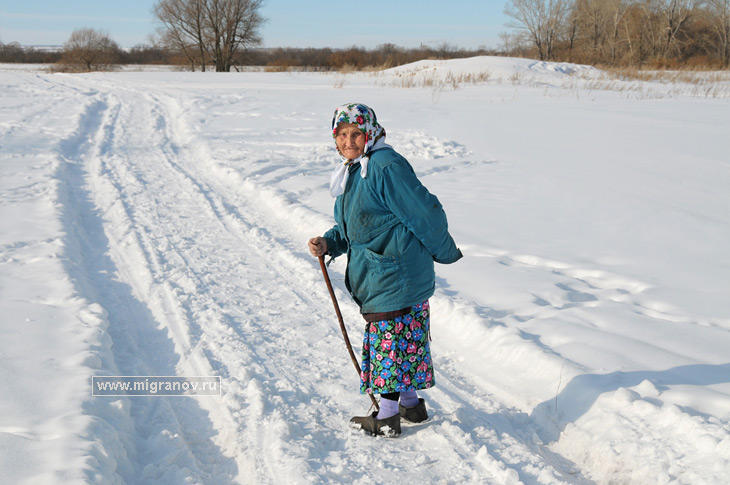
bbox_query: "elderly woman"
[308,103,462,437]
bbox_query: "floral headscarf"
[331,103,385,158]
[329,103,389,197]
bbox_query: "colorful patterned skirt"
[360,300,435,394]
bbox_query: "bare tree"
[203,0,263,71]
[565,6,580,60]
[154,0,263,72]
[572,0,629,64]
[60,28,120,71]
[606,0,630,64]
[660,0,697,59]
[499,30,531,56]
[504,0,572,60]
[624,1,665,65]
[707,0,730,66]
[155,0,207,71]
[576,0,609,59]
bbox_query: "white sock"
[400,390,419,408]
[377,397,399,419]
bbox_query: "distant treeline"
[0,43,62,63]
[244,44,497,70]
[0,42,172,65]
[0,41,497,70]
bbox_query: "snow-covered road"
[2,61,729,484]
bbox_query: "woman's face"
[335,123,367,160]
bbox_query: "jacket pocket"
[364,248,406,297]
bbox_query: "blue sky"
[0,1,510,49]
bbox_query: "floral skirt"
[360,300,435,394]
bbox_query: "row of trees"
[505,0,730,67]
[250,44,495,70]
[1,35,493,72]
[0,35,494,72]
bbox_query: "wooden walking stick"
[318,255,379,411]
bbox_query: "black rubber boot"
[399,398,428,423]
[349,411,401,437]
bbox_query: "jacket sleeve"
[323,224,348,258]
[377,158,463,264]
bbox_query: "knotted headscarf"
[329,103,390,197]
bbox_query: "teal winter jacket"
[323,147,462,313]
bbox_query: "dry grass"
[336,63,357,74]
[335,63,392,73]
[571,67,730,98]
[562,78,730,99]
[47,62,119,73]
[379,63,730,97]
[605,67,730,85]
[264,65,293,72]
[383,69,491,89]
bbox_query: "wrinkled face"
[335,123,367,161]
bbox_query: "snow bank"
[376,55,730,98]
[383,55,601,83]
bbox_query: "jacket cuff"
[434,248,463,264]
[322,236,341,257]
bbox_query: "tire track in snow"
[68,83,318,483]
[117,89,366,483]
[53,85,239,483]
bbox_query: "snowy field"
[1,57,729,484]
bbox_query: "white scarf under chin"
[329,139,391,197]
